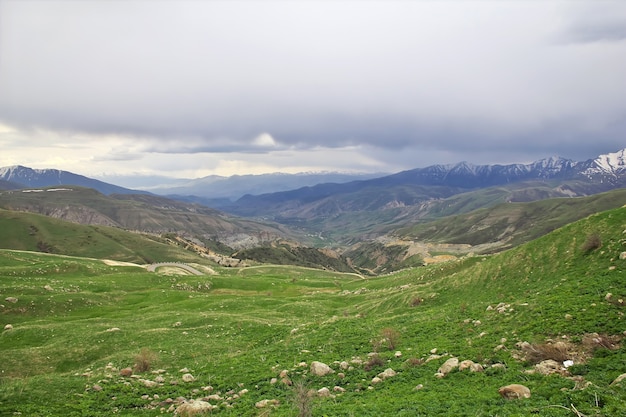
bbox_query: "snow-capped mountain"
[0,165,144,195]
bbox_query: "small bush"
[409,297,423,307]
[364,354,385,371]
[379,327,401,351]
[523,342,570,365]
[133,348,157,373]
[582,333,621,352]
[291,380,314,417]
[402,357,424,368]
[581,233,602,253]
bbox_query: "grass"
[1,207,625,415]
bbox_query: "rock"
[610,373,626,386]
[534,360,563,375]
[378,368,397,379]
[310,361,334,376]
[606,293,614,301]
[438,358,459,376]
[255,399,279,408]
[470,363,484,372]
[182,373,195,383]
[4,324,13,331]
[317,387,331,397]
[371,377,382,384]
[620,252,626,260]
[175,400,216,415]
[394,351,402,358]
[119,367,133,377]
[339,361,349,370]
[5,297,18,304]
[139,379,158,388]
[92,384,103,391]
[44,285,54,291]
[414,384,424,390]
[105,327,121,332]
[458,360,475,371]
[333,386,346,393]
[498,384,531,399]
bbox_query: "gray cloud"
[0,1,625,177]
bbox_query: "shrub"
[581,233,602,252]
[364,354,385,371]
[522,342,570,365]
[133,348,157,373]
[402,357,424,368]
[379,327,401,351]
[291,380,314,417]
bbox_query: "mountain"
[224,148,626,222]
[0,186,309,249]
[0,165,146,195]
[98,171,387,202]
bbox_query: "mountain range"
[1,148,625,273]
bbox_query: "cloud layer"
[1,1,625,178]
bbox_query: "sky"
[1,1,625,183]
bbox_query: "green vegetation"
[1,207,625,416]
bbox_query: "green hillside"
[1,207,625,415]
[0,209,208,264]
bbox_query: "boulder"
[498,384,531,399]
[378,368,397,380]
[182,373,195,383]
[438,358,459,376]
[310,361,334,377]
[3,324,13,331]
[175,400,215,415]
[534,359,564,375]
[4,297,18,304]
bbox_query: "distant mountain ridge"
[0,165,145,195]
[224,148,626,223]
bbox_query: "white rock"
[310,361,334,376]
[3,324,13,330]
[182,373,195,383]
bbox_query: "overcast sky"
[1,1,625,182]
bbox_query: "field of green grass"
[1,207,625,416]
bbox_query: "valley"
[1,150,625,415]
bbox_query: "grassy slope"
[395,188,626,249]
[0,209,209,264]
[0,207,625,416]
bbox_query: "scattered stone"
[105,327,121,332]
[92,384,103,391]
[44,285,54,291]
[430,348,438,354]
[279,369,289,378]
[175,400,216,415]
[4,297,18,304]
[491,363,506,370]
[470,363,484,372]
[414,384,424,390]
[270,378,278,384]
[498,384,531,399]
[119,367,133,377]
[339,361,349,370]
[310,361,334,376]
[378,368,397,380]
[182,373,195,383]
[333,386,346,393]
[438,358,459,376]
[534,360,565,376]
[458,360,475,371]
[139,379,158,388]
[620,252,626,260]
[3,324,13,331]
[394,351,402,358]
[179,367,190,373]
[371,377,382,384]
[317,387,331,397]
[606,293,613,301]
[255,399,279,408]
[155,375,165,383]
